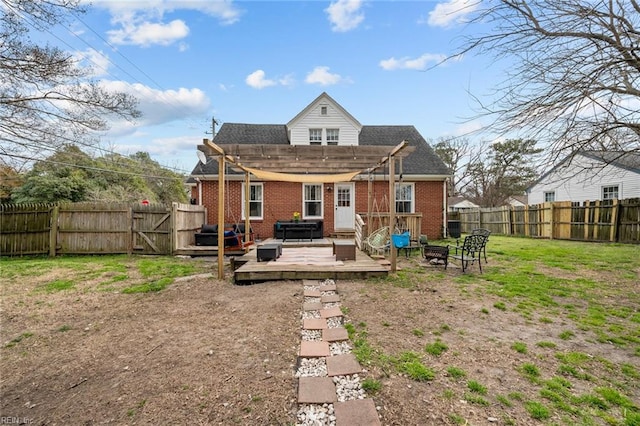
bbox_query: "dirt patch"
[1,254,638,425]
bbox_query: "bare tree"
[457,0,640,167]
[0,0,140,167]
[432,136,482,196]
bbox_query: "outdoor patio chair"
[448,234,485,273]
[471,228,491,263]
[365,226,390,256]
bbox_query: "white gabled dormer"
[286,92,362,146]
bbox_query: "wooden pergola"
[201,139,415,278]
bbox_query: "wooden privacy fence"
[1,202,206,257]
[457,198,640,243]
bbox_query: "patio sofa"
[273,220,323,240]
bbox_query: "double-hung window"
[602,185,619,200]
[309,129,322,145]
[303,184,323,218]
[544,191,555,202]
[326,129,339,145]
[242,183,263,219]
[395,183,414,213]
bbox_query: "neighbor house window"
[326,128,339,145]
[321,106,327,115]
[544,191,555,202]
[309,129,322,145]
[242,183,263,219]
[303,184,323,218]
[395,183,414,213]
[602,185,619,200]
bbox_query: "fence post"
[549,202,555,240]
[49,205,59,257]
[127,206,133,255]
[610,199,619,242]
[524,204,530,237]
[593,200,601,240]
[583,200,590,240]
[171,202,178,254]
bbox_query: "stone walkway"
[295,279,381,426]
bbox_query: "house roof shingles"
[190,123,450,178]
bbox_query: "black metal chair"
[448,234,486,272]
[471,228,491,263]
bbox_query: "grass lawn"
[1,237,638,425]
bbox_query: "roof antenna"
[205,116,219,138]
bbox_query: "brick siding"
[192,179,445,240]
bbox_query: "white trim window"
[303,184,323,218]
[544,191,555,202]
[602,185,619,200]
[242,183,263,220]
[395,183,414,213]
[309,129,322,145]
[326,128,339,145]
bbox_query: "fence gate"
[132,205,172,254]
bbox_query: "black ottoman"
[257,243,282,262]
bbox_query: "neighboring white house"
[505,195,528,207]
[527,151,640,204]
[448,196,479,211]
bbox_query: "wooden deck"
[232,239,389,284]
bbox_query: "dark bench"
[195,223,253,248]
[274,220,323,241]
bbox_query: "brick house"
[188,93,450,241]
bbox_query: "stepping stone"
[298,377,337,404]
[320,306,343,319]
[326,353,362,376]
[334,399,380,426]
[304,288,321,297]
[299,341,330,357]
[322,327,349,342]
[302,279,323,286]
[303,301,323,311]
[321,294,341,303]
[319,283,337,291]
[302,318,327,330]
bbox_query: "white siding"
[289,102,360,146]
[528,154,640,203]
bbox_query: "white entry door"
[334,183,355,230]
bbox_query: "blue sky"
[50,0,499,174]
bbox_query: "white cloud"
[107,19,189,47]
[305,66,347,86]
[452,120,484,137]
[99,80,210,135]
[91,0,242,47]
[90,0,242,25]
[428,0,479,27]
[245,70,295,89]
[73,48,111,77]
[114,135,196,157]
[379,53,447,71]
[325,0,364,32]
[245,70,277,89]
